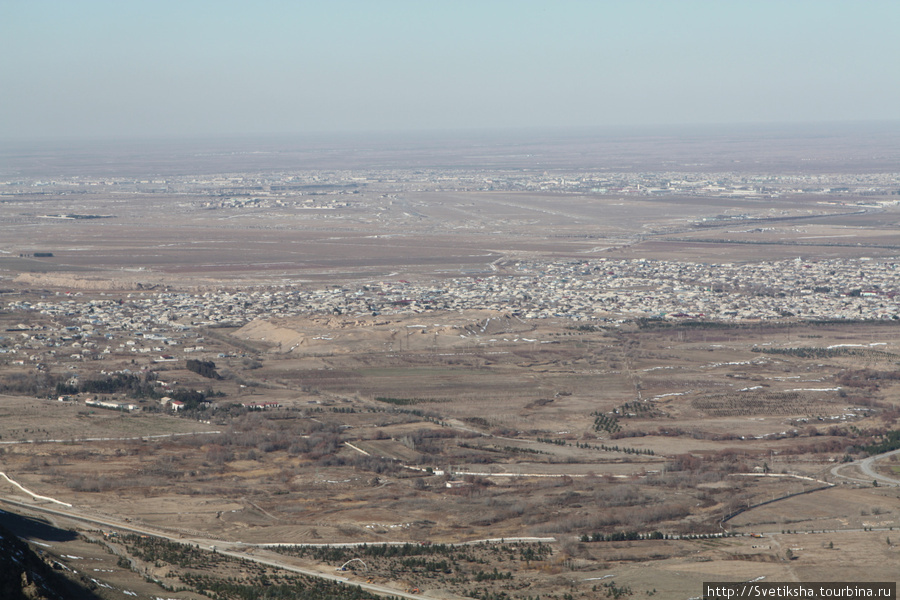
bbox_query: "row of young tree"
[857,429,900,455]
[579,530,665,542]
[580,530,734,542]
[591,412,621,433]
[122,534,381,600]
[753,346,897,360]
[277,541,551,566]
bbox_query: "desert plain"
[1,129,899,599]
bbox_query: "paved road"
[830,448,900,486]
[0,430,222,446]
[0,494,553,600]
[0,496,428,599]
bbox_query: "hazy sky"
[2,1,899,140]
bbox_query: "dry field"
[3,171,900,287]
[2,308,900,598]
[2,133,900,598]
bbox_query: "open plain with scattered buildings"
[1,128,900,599]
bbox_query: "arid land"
[1,130,900,599]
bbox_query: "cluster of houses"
[6,164,900,200]
[55,393,275,413]
[57,395,139,412]
[56,393,190,412]
[3,256,900,368]
[241,401,281,410]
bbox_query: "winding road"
[0,491,553,600]
[829,448,900,486]
[0,494,428,598]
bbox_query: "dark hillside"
[0,522,102,600]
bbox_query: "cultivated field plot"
[0,394,215,442]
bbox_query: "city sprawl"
[2,134,900,600]
[5,256,900,363]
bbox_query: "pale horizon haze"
[2,1,899,142]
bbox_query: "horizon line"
[3,119,900,147]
